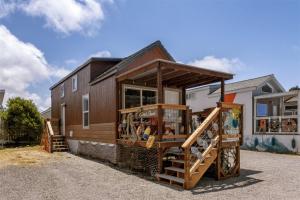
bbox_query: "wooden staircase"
[52,135,69,152]
[157,107,221,189]
[41,119,69,153]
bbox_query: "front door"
[60,104,65,136]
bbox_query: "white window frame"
[122,85,157,109]
[82,94,89,129]
[72,74,78,92]
[60,83,65,98]
[122,84,182,108]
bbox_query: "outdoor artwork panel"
[222,108,241,135]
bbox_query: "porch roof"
[116,59,233,88]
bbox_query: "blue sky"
[0,0,299,110]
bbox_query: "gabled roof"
[115,40,175,72]
[50,57,122,90]
[210,74,285,95]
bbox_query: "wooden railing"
[118,104,191,142]
[41,119,55,153]
[182,102,243,188]
[182,107,220,186]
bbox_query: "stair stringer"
[185,148,217,189]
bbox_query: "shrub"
[0,97,43,144]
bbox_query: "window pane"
[83,112,89,127]
[256,103,268,117]
[125,89,141,108]
[60,84,64,97]
[142,90,156,105]
[83,98,89,111]
[72,78,75,89]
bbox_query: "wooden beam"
[160,59,233,80]
[184,78,220,89]
[116,60,158,81]
[134,68,173,83]
[176,77,217,88]
[157,63,163,141]
[116,59,233,82]
[220,79,225,102]
[164,72,195,86]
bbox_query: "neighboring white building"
[41,107,51,119]
[187,75,300,153]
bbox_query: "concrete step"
[156,174,185,184]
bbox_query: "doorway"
[60,104,65,136]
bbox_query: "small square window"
[72,75,77,92]
[60,83,65,98]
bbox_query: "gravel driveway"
[1,148,300,200]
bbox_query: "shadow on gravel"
[191,168,263,195]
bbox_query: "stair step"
[165,167,185,173]
[157,174,185,184]
[171,159,185,164]
[53,145,67,148]
[53,148,69,152]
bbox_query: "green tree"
[0,97,43,144]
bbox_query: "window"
[261,84,273,93]
[125,88,141,108]
[82,94,89,128]
[256,103,268,117]
[72,75,78,92]
[123,86,157,108]
[142,90,156,105]
[60,83,65,98]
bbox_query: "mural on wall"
[222,108,241,135]
[243,136,297,153]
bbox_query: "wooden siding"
[66,123,116,144]
[118,45,172,74]
[51,64,117,144]
[90,61,119,82]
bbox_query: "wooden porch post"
[157,62,164,141]
[182,88,187,134]
[220,78,225,102]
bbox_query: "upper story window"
[82,94,89,129]
[261,84,273,93]
[60,83,65,98]
[72,75,78,92]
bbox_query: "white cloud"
[22,0,105,36]
[0,0,111,36]
[65,59,78,65]
[0,25,68,111]
[0,0,16,18]
[188,56,243,73]
[49,67,71,79]
[89,50,112,58]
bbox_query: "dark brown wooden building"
[49,41,243,189]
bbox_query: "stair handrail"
[182,106,220,187]
[46,120,54,137]
[182,107,220,149]
[190,135,219,174]
[46,119,54,153]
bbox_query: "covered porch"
[116,59,233,146]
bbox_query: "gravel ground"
[1,148,300,200]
